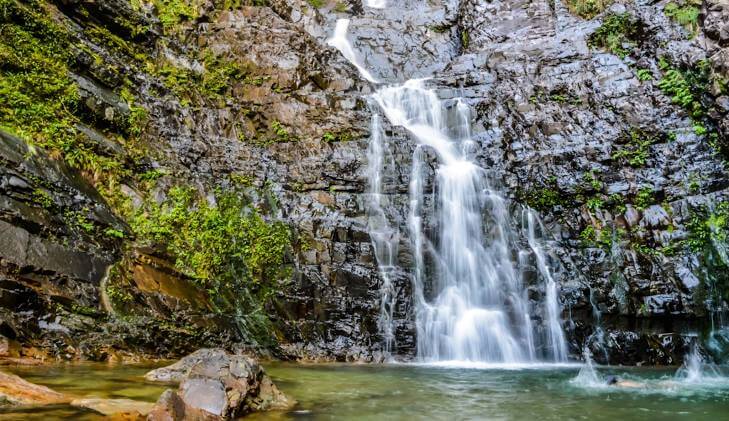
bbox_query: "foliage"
[686,202,729,253]
[636,68,653,81]
[460,30,469,49]
[152,53,245,105]
[322,130,354,143]
[611,129,657,167]
[685,202,729,305]
[0,0,149,212]
[657,59,710,119]
[664,0,701,37]
[588,13,641,58]
[151,0,199,34]
[634,187,654,210]
[31,188,54,209]
[519,185,563,212]
[131,186,291,293]
[583,170,602,191]
[564,0,613,20]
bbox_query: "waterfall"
[364,0,386,8]
[329,19,568,363]
[366,113,399,355]
[525,210,569,361]
[326,20,378,84]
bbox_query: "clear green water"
[2,362,729,420]
[0,362,168,420]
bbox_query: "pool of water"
[0,362,168,420]
[2,361,729,420]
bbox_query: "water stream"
[329,17,568,362]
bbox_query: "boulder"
[146,349,293,420]
[0,371,68,405]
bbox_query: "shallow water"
[2,362,729,420]
[0,362,168,420]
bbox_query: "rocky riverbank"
[0,348,291,419]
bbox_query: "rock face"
[0,0,728,365]
[146,349,292,420]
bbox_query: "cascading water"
[366,113,399,354]
[329,19,568,363]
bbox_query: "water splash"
[570,348,604,388]
[675,344,723,383]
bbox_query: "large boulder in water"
[146,349,293,420]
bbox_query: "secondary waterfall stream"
[329,18,568,363]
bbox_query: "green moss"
[664,0,701,38]
[583,170,602,191]
[657,59,710,119]
[588,13,641,58]
[131,186,291,292]
[152,0,199,34]
[580,223,624,250]
[634,187,654,210]
[518,178,568,212]
[564,0,613,20]
[322,130,354,143]
[611,129,657,167]
[63,209,96,234]
[104,227,125,239]
[685,202,729,305]
[636,68,653,81]
[460,29,469,49]
[580,225,597,244]
[31,188,54,209]
[152,53,246,105]
[586,197,604,211]
[307,0,325,7]
[686,202,729,253]
[0,0,143,207]
[85,24,145,61]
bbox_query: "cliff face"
[0,0,728,364]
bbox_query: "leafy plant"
[664,0,701,38]
[588,13,641,58]
[611,129,657,167]
[564,0,613,20]
[636,68,653,81]
[634,187,654,210]
[131,186,291,292]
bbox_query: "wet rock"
[71,397,154,417]
[0,371,68,405]
[641,205,670,228]
[147,349,293,419]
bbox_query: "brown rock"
[70,397,155,417]
[0,371,68,405]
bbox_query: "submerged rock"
[71,397,154,417]
[0,371,68,406]
[146,349,293,420]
